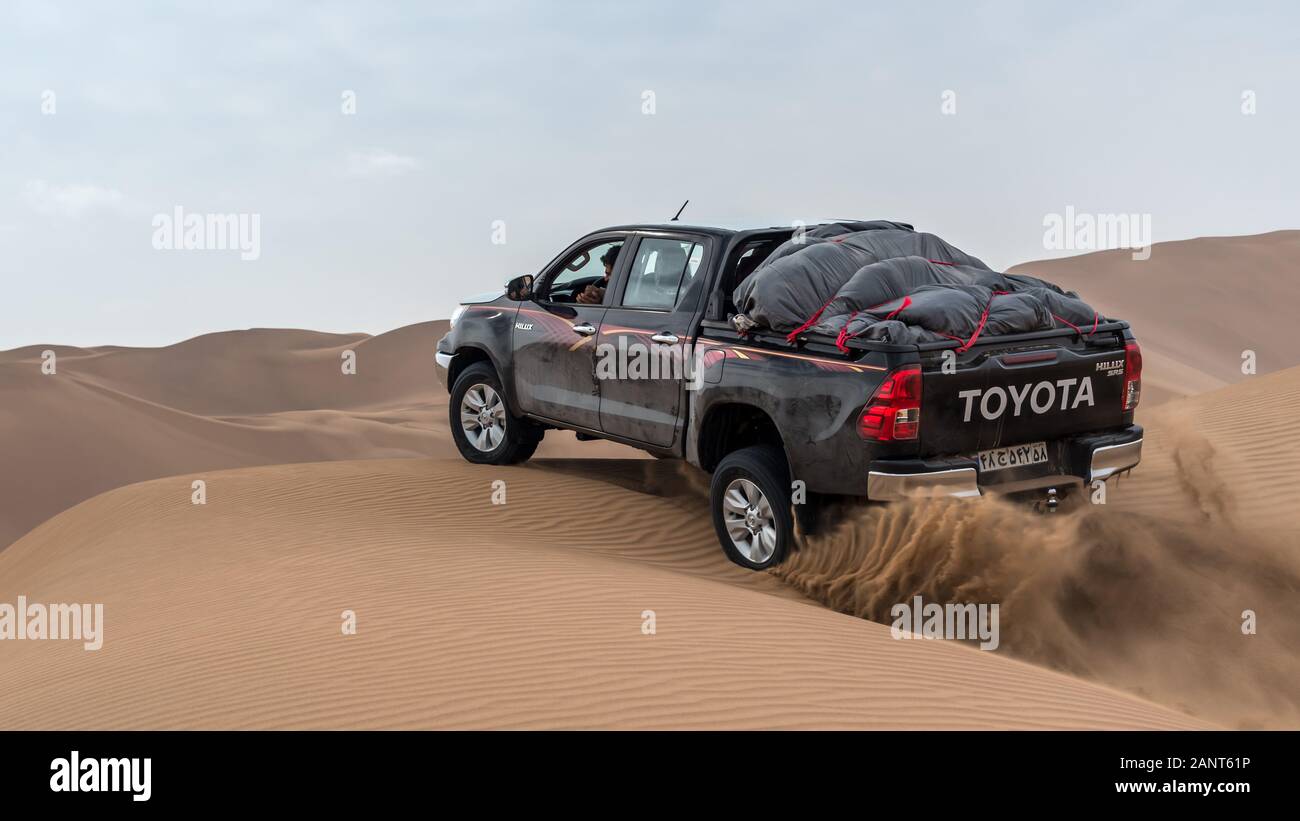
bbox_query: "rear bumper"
[434,351,455,391]
[866,425,1143,501]
[1088,436,1143,481]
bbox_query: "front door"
[511,235,628,429]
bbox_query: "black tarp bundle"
[730,223,1100,351]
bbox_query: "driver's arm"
[576,284,605,304]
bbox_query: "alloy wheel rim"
[460,383,507,451]
[721,478,777,564]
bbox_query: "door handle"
[571,323,596,336]
[651,332,679,345]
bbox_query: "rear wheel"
[449,362,541,465]
[710,445,795,569]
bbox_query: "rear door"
[511,234,629,429]
[597,233,710,447]
[920,336,1130,457]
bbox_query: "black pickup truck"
[435,222,1143,569]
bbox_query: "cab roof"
[595,219,896,240]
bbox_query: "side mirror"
[506,274,534,302]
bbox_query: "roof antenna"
[670,199,689,222]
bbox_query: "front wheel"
[709,445,795,569]
[449,362,540,465]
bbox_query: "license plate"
[977,441,1048,473]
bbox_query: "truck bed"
[700,317,1137,462]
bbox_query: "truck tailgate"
[919,335,1131,457]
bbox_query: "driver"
[575,244,621,305]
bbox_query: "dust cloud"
[773,433,1300,728]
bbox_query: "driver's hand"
[576,285,604,305]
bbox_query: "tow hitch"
[1033,487,1060,514]
[1044,487,1059,513]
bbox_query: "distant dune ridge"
[1010,229,1300,405]
[1,230,1297,728]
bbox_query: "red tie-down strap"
[883,296,912,321]
[785,296,837,343]
[957,301,993,352]
[933,292,1005,353]
[1051,311,1100,337]
[834,312,860,352]
[834,296,913,352]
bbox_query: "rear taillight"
[858,365,922,441]
[1123,341,1142,411]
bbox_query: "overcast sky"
[2,0,1297,348]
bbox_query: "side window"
[622,238,698,311]
[686,243,704,278]
[543,239,623,303]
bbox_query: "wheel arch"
[450,344,522,417]
[696,402,790,475]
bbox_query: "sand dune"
[0,458,1207,730]
[1118,362,1300,538]
[0,320,638,549]
[1011,230,1300,405]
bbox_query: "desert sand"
[0,458,1209,729]
[1,231,1296,729]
